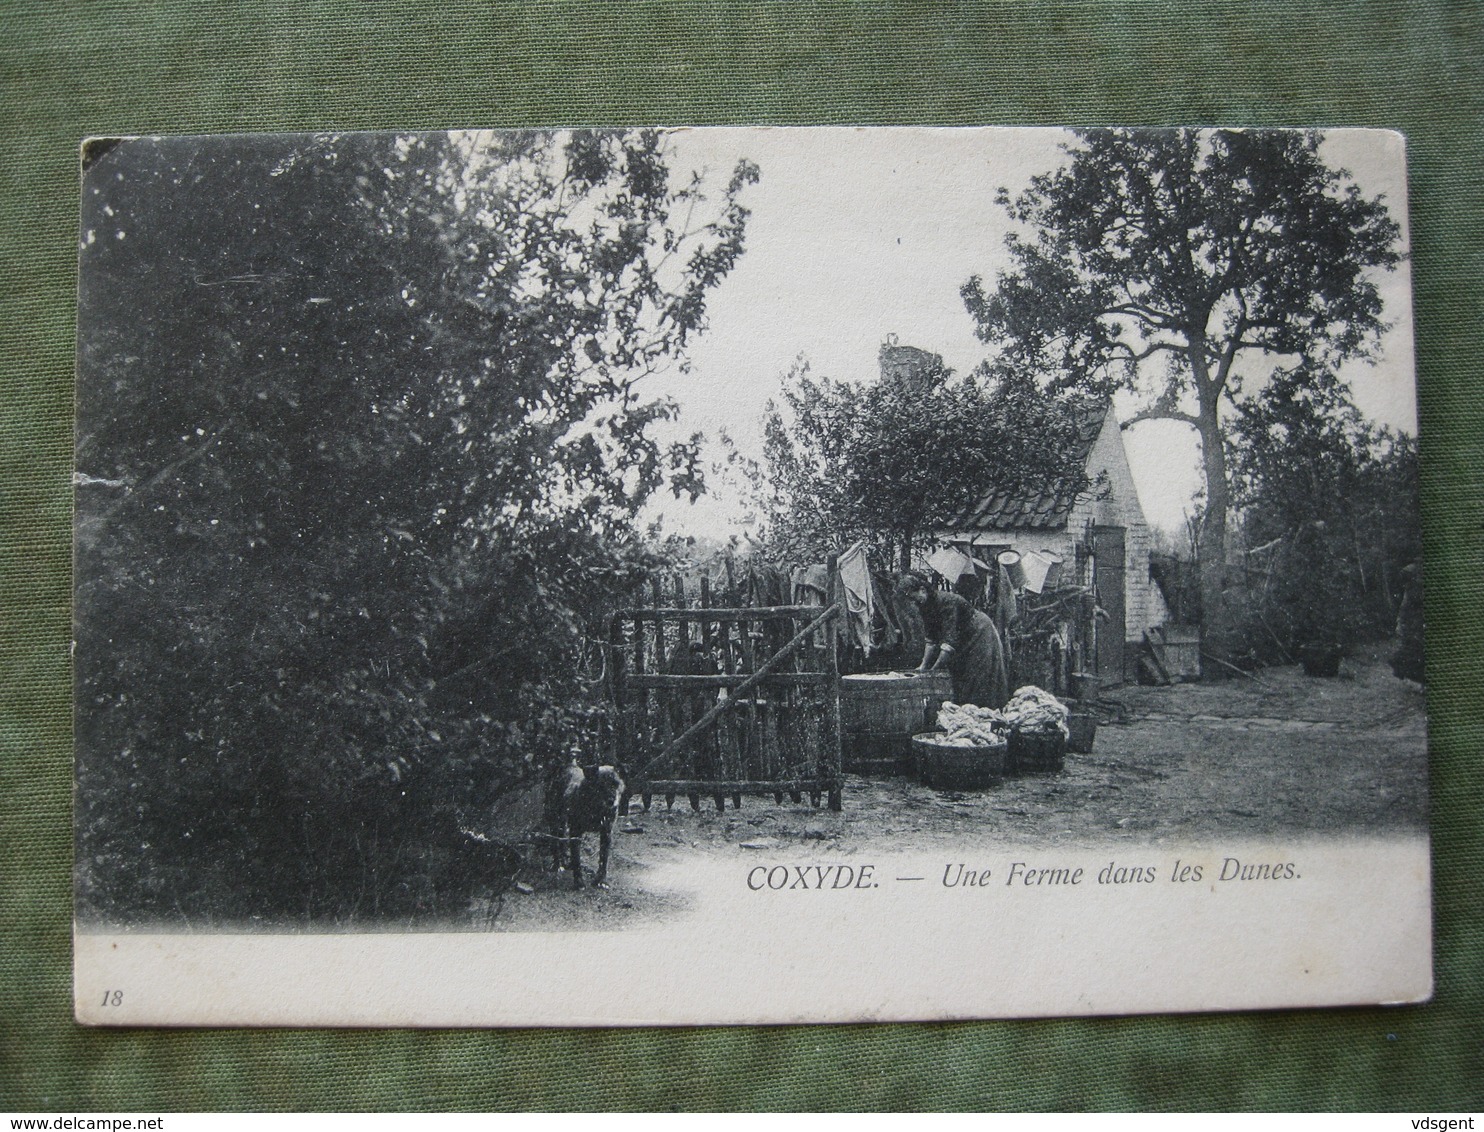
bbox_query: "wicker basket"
[1008,728,1067,774]
[911,733,1009,790]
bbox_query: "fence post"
[825,553,843,810]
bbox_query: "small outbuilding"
[939,396,1171,686]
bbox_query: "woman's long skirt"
[951,611,1010,709]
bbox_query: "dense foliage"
[961,129,1403,654]
[755,356,1092,571]
[1229,365,1421,657]
[74,131,756,923]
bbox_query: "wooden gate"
[608,575,843,812]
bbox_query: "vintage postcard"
[74,127,1429,1025]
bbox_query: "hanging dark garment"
[869,571,902,651]
[994,563,1019,636]
[744,561,789,608]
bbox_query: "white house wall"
[1078,413,1172,641]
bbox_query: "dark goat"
[546,763,625,889]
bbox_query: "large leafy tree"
[1229,364,1420,654]
[75,130,756,921]
[757,356,1090,571]
[962,129,1402,652]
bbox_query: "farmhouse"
[881,341,1171,685]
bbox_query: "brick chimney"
[878,335,945,388]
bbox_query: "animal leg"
[595,824,612,885]
[570,832,584,890]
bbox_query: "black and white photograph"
[73,126,1429,1026]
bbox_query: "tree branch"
[1106,302,1182,330]
[1121,406,1202,430]
[1109,338,1186,364]
[1211,309,1248,398]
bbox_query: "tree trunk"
[1184,333,1242,670]
[1195,401,1238,667]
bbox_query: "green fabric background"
[2,0,1480,1112]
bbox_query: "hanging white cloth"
[926,544,974,583]
[836,541,875,655]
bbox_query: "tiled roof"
[956,400,1109,532]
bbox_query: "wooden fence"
[608,571,843,812]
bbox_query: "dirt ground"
[475,647,1428,930]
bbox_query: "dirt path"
[477,651,1428,930]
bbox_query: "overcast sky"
[639,127,1416,543]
